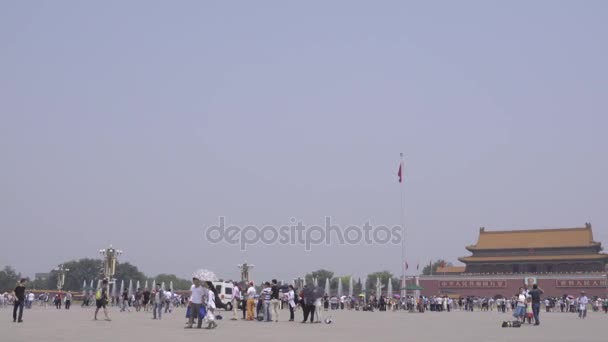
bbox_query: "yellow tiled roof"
[467,225,599,250]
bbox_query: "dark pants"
[188,303,203,328]
[241,300,246,319]
[303,304,315,322]
[532,303,541,324]
[65,300,71,310]
[289,304,295,320]
[13,299,24,322]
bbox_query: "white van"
[212,281,234,311]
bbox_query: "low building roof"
[436,266,466,273]
[466,224,600,250]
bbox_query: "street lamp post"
[99,245,122,298]
[53,264,70,290]
[237,262,254,283]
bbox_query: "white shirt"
[190,285,204,305]
[28,293,35,301]
[247,286,256,299]
[517,294,526,307]
[233,287,241,300]
[207,289,216,309]
[579,296,589,310]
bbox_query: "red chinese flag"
[397,163,403,183]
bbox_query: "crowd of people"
[5,277,608,328]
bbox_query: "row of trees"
[302,260,453,295]
[2,259,455,293]
[0,260,192,292]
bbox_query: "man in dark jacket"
[13,279,26,323]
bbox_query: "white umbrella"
[387,280,393,299]
[324,278,330,296]
[376,277,381,299]
[349,277,353,297]
[338,278,343,298]
[192,269,218,281]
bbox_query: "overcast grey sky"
[1,1,607,282]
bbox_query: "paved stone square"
[2,306,606,342]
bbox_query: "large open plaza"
[3,306,606,342]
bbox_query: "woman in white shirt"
[204,281,218,329]
[287,285,296,321]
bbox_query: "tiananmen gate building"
[417,223,608,297]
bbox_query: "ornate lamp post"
[237,262,254,283]
[53,264,70,290]
[99,245,122,296]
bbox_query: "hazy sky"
[1,1,607,282]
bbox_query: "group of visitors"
[6,276,607,330]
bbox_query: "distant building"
[459,223,608,274]
[419,223,608,297]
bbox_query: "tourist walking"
[12,279,26,323]
[65,292,72,310]
[287,285,296,321]
[94,279,111,321]
[121,289,130,312]
[185,277,204,329]
[134,288,142,312]
[153,284,164,319]
[27,292,34,309]
[231,283,241,320]
[529,284,543,325]
[54,293,61,309]
[143,288,151,312]
[204,281,218,329]
[270,279,280,322]
[513,288,526,323]
[578,291,589,319]
[246,282,256,321]
[262,282,272,322]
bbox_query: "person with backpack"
[94,279,111,321]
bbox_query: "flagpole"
[400,153,406,299]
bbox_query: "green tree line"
[0,260,192,292]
